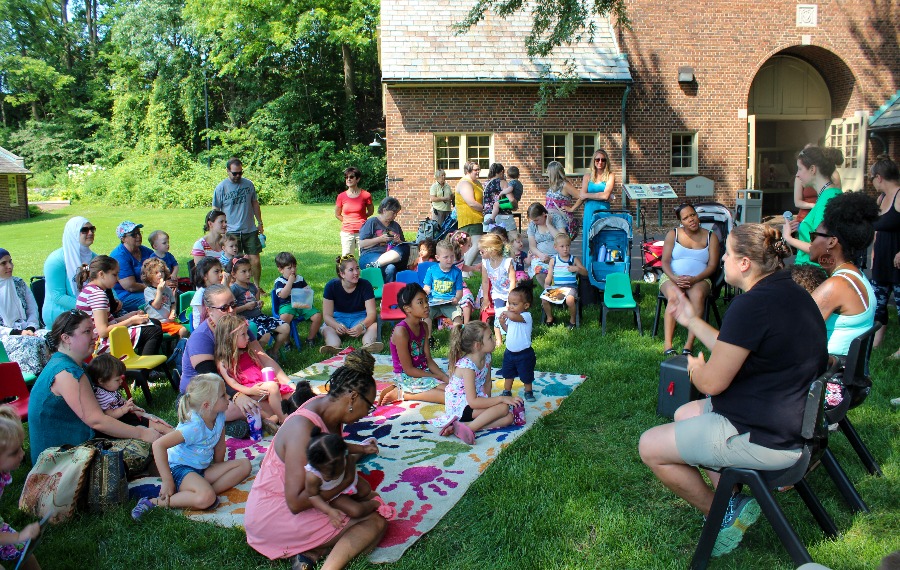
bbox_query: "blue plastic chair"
[416,261,438,285]
[396,270,418,285]
[271,288,303,349]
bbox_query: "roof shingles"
[380,0,631,83]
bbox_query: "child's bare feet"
[377,385,401,405]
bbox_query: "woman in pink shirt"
[335,167,374,256]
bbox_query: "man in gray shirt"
[213,157,265,290]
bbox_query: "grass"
[1,205,898,569]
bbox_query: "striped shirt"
[191,237,222,259]
[551,254,578,287]
[93,385,125,411]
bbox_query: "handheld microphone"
[783,211,793,222]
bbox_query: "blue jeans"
[359,245,410,283]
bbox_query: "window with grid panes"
[573,134,596,171]
[466,135,491,170]
[671,132,698,174]
[435,135,461,172]
[543,134,566,171]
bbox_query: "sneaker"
[224,419,250,439]
[365,261,380,269]
[305,338,317,350]
[891,397,900,406]
[523,390,537,402]
[566,322,576,330]
[131,497,155,521]
[499,390,512,397]
[362,341,384,353]
[712,493,760,557]
[319,345,341,356]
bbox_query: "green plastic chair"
[178,291,196,332]
[0,341,37,386]
[600,273,643,336]
[360,267,385,300]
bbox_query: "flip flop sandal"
[453,421,476,445]
[291,553,317,570]
[373,496,397,520]
[439,416,460,437]
[663,348,677,357]
[682,348,694,356]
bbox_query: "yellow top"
[455,179,484,228]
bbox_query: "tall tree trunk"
[84,0,95,56]
[341,44,357,142]
[0,97,6,127]
[31,101,39,120]
[61,0,72,70]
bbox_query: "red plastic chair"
[379,282,407,339]
[480,279,495,325]
[0,362,30,420]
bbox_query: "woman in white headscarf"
[42,216,98,326]
[0,248,50,376]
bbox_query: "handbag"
[86,440,129,513]
[101,438,152,478]
[19,444,96,524]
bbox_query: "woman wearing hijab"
[0,248,50,376]
[42,216,98,326]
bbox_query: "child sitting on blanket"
[131,374,251,520]
[434,321,520,445]
[376,283,448,405]
[88,353,173,435]
[304,427,394,528]
[0,405,41,569]
[214,314,295,425]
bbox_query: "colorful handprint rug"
[128,353,586,563]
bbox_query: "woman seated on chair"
[660,203,720,356]
[639,224,827,558]
[358,197,409,283]
[0,248,50,378]
[28,310,164,464]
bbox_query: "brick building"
[0,148,31,223]
[379,0,900,228]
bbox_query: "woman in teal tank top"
[572,150,615,258]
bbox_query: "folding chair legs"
[691,469,814,570]
[126,370,153,406]
[634,307,643,335]
[652,295,665,337]
[820,449,869,513]
[839,417,883,477]
[793,479,839,538]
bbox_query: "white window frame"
[671,131,699,175]
[542,132,599,175]
[434,133,493,178]
[7,175,18,207]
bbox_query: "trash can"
[735,190,762,224]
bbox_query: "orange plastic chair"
[0,362,30,420]
[480,279,495,325]
[379,282,407,339]
[108,326,170,404]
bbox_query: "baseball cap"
[116,221,143,240]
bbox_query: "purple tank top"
[390,320,428,373]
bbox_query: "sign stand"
[623,184,680,225]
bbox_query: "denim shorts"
[171,463,206,490]
[333,310,367,329]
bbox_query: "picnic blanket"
[128,353,586,563]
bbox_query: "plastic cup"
[246,408,263,442]
[511,404,526,426]
[261,367,275,383]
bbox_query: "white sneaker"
[891,397,900,406]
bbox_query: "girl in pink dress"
[214,314,294,424]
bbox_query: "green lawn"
[1,205,898,569]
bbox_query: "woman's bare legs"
[683,282,710,352]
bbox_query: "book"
[540,287,575,305]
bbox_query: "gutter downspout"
[621,83,632,223]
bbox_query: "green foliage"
[294,141,386,203]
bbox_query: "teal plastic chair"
[0,342,36,386]
[177,291,196,332]
[361,267,385,300]
[600,273,642,335]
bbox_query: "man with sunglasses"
[180,285,291,429]
[213,157,265,291]
[111,220,155,312]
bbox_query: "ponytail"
[178,373,224,423]
[77,255,118,293]
[447,321,489,374]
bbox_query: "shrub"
[293,142,386,203]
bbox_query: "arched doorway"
[747,55,832,215]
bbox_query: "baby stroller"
[585,210,633,291]
[415,210,458,244]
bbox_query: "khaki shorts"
[430,303,463,321]
[674,399,801,470]
[459,223,484,236]
[660,273,712,289]
[229,232,263,256]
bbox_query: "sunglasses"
[229,170,243,176]
[810,231,834,241]
[595,158,607,163]
[80,225,97,234]
[127,230,141,237]
[208,300,238,311]
[345,175,358,180]
[356,390,377,414]
[339,253,356,261]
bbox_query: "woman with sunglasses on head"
[335,166,374,257]
[42,216,98,327]
[245,350,387,570]
[782,145,844,265]
[320,255,382,356]
[28,310,163,464]
[0,248,50,377]
[569,149,616,232]
[191,209,228,267]
[660,203,720,356]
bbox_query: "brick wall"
[385,85,625,229]
[0,175,29,223]
[384,0,900,227]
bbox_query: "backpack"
[416,218,442,243]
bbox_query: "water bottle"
[246,408,263,442]
[259,233,267,249]
[598,244,607,264]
